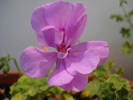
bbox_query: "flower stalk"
[0,54,22,76]
[11,57,22,76]
[121,2,133,29]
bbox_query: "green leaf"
[80,90,91,98]
[24,86,39,96]
[92,65,109,78]
[132,43,133,49]
[129,93,133,99]
[120,0,127,6]
[115,87,129,100]
[0,62,4,70]
[48,86,63,95]
[107,74,130,90]
[122,41,132,54]
[106,60,115,70]
[10,83,21,96]
[100,95,112,100]
[120,28,131,38]
[101,82,112,94]
[11,93,26,100]
[10,74,52,98]
[39,85,50,91]
[47,97,56,100]
[116,66,124,76]
[86,80,102,95]
[128,11,133,17]
[4,98,9,100]
[61,91,75,100]
[17,74,31,83]
[110,15,123,22]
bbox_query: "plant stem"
[12,58,22,76]
[121,5,133,28]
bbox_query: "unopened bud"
[3,65,10,75]
[0,62,4,70]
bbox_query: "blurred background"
[0,0,133,80]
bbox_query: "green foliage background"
[110,0,133,54]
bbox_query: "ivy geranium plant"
[1,1,133,100]
[110,0,133,54]
[9,60,133,100]
[0,54,21,76]
[20,1,109,92]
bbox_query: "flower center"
[57,45,70,59]
[57,44,67,53]
[57,28,70,59]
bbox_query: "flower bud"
[0,62,4,70]
[3,65,10,75]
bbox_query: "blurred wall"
[0,0,133,80]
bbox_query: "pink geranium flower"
[20,1,109,91]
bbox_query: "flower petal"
[44,1,73,29]
[61,74,88,92]
[73,2,86,23]
[31,4,49,34]
[71,41,109,66]
[20,46,57,78]
[48,60,74,86]
[37,26,63,47]
[66,15,87,46]
[65,49,99,75]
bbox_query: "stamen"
[43,46,48,51]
